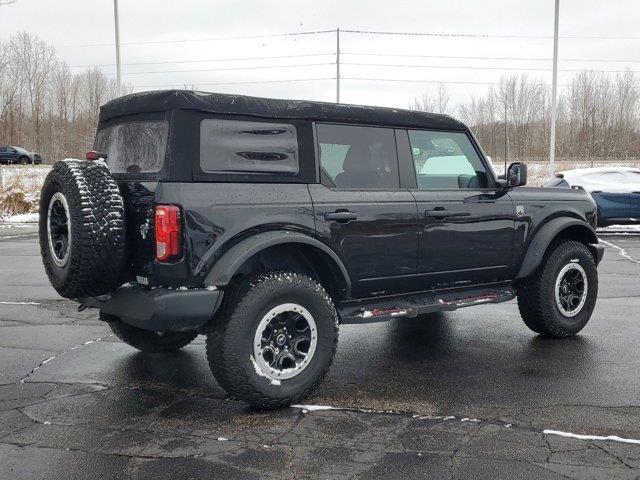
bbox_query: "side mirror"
[507,162,527,188]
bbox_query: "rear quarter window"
[200,119,299,174]
[95,121,168,173]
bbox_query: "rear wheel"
[517,240,598,337]
[103,313,197,353]
[207,271,338,409]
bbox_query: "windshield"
[94,121,168,174]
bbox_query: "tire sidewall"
[39,175,77,290]
[542,243,598,333]
[226,275,338,401]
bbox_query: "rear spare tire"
[39,160,126,298]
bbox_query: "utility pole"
[549,0,560,175]
[336,28,340,103]
[113,0,122,96]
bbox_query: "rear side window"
[95,121,168,173]
[316,124,399,189]
[200,119,298,174]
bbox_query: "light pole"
[113,0,122,96]
[336,28,340,103]
[549,0,560,175]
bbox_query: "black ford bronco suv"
[39,90,604,408]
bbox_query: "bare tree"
[410,83,451,114]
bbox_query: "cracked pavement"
[1,226,640,479]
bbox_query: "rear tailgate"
[118,181,157,282]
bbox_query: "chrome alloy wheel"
[253,303,317,380]
[47,192,71,267]
[555,262,588,317]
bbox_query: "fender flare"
[204,230,352,296]
[516,217,598,279]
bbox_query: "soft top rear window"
[95,121,168,174]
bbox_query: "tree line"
[415,72,639,163]
[1,31,638,164]
[0,32,124,162]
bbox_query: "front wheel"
[517,240,598,337]
[207,271,339,409]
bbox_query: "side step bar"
[338,286,516,324]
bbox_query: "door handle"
[425,208,470,219]
[324,210,357,223]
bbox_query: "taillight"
[155,205,181,262]
[86,150,107,161]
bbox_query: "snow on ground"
[2,212,39,223]
[598,224,640,233]
[0,165,50,220]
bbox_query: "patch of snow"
[0,301,40,305]
[461,418,481,423]
[598,224,640,233]
[544,429,640,445]
[558,167,640,193]
[217,437,228,442]
[412,414,456,421]
[2,212,39,223]
[292,404,336,412]
[249,355,281,386]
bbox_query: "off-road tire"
[103,313,198,353]
[207,271,339,409]
[39,160,125,298]
[517,240,598,337]
[18,156,28,165]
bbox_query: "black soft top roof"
[99,90,466,131]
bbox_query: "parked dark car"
[38,90,604,409]
[0,145,42,165]
[546,167,640,226]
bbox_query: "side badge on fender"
[516,205,525,217]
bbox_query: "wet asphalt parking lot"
[1,225,640,479]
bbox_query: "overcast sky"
[2,0,639,109]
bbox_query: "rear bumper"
[589,243,605,265]
[80,285,224,332]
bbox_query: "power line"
[342,62,640,74]
[130,76,619,90]
[56,28,640,49]
[344,52,640,64]
[67,51,640,70]
[131,77,334,89]
[58,29,336,48]
[69,52,334,68]
[341,28,640,40]
[341,77,568,87]
[114,62,334,76]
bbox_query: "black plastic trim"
[81,285,223,332]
